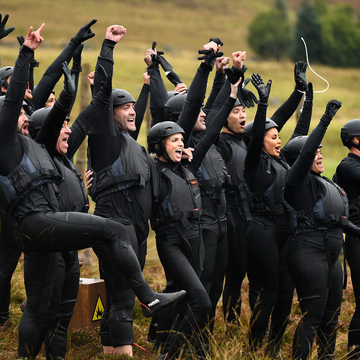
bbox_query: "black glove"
[198,48,224,70]
[209,37,223,47]
[225,67,244,85]
[0,14,15,40]
[251,73,272,104]
[62,61,76,95]
[150,41,165,65]
[325,99,342,118]
[239,86,258,108]
[17,35,24,46]
[70,19,97,46]
[294,61,308,92]
[304,82,313,107]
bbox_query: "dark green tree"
[247,4,291,60]
[275,0,287,18]
[320,4,360,67]
[291,0,323,63]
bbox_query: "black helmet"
[0,66,14,90]
[0,95,27,113]
[164,93,187,122]
[282,136,309,166]
[340,119,360,149]
[147,121,185,155]
[167,90,179,101]
[242,118,278,147]
[112,89,135,108]
[29,107,52,139]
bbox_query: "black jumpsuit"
[31,74,111,359]
[152,60,236,358]
[284,113,360,359]
[87,38,155,348]
[209,72,304,324]
[0,39,83,327]
[335,154,360,355]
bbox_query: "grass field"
[0,1,359,359]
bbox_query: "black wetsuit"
[152,60,236,358]
[244,101,293,352]
[0,40,83,327]
[0,43,163,360]
[334,153,360,355]
[284,114,360,359]
[209,70,304,324]
[87,38,154,348]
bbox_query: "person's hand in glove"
[70,19,97,46]
[294,61,308,92]
[251,73,272,104]
[325,99,342,119]
[198,40,223,69]
[62,61,76,96]
[0,13,15,40]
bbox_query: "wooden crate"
[68,278,106,332]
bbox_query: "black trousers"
[15,211,153,359]
[346,234,360,351]
[222,206,249,323]
[287,232,343,360]
[156,226,212,358]
[0,214,22,324]
[246,218,293,351]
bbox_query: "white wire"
[301,36,329,93]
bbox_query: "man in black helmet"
[86,25,157,357]
[334,119,360,359]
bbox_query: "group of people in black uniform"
[0,13,360,360]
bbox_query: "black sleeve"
[89,39,116,137]
[67,87,111,159]
[190,96,235,172]
[30,41,79,111]
[131,83,150,140]
[244,102,270,190]
[36,88,74,158]
[205,75,231,126]
[342,219,360,239]
[203,71,226,115]
[287,114,332,187]
[0,45,33,144]
[245,102,268,170]
[0,45,33,175]
[177,62,212,147]
[270,90,303,132]
[148,64,168,127]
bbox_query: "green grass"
[0,1,359,359]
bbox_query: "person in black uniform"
[0,18,93,329]
[333,119,360,359]
[86,25,156,357]
[146,44,230,337]
[0,22,185,360]
[281,99,360,359]
[147,40,242,359]
[207,59,307,334]
[20,61,112,359]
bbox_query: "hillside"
[1,0,359,53]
